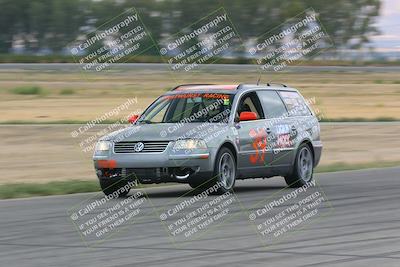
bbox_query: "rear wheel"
[284,143,314,188]
[99,179,130,197]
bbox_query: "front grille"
[113,141,170,153]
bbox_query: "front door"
[235,92,274,176]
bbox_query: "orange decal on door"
[249,128,267,164]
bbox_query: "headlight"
[95,141,111,151]
[173,139,207,150]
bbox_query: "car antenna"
[256,74,261,85]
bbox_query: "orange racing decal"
[164,93,201,99]
[249,128,268,164]
[202,93,229,99]
[164,93,230,100]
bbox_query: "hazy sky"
[371,0,400,50]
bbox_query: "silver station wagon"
[93,83,322,196]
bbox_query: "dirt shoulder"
[0,70,400,122]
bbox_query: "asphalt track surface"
[0,167,399,267]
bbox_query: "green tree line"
[0,0,380,54]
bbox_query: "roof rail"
[171,84,215,91]
[266,82,287,87]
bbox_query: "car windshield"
[138,93,234,124]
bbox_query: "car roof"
[173,84,239,91]
[164,83,298,95]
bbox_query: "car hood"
[101,123,228,143]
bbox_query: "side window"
[278,91,311,116]
[236,92,264,120]
[257,90,288,119]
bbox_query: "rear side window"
[278,91,311,116]
[257,91,287,119]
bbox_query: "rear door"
[256,90,293,167]
[277,90,314,164]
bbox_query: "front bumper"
[93,151,214,170]
[313,141,323,167]
[93,143,216,183]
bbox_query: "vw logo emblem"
[134,142,144,152]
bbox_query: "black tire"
[188,179,206,189]
[284,143,314,188]
[99,179,130,197]
[212,147,237,194]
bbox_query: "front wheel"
[284,144,314,188]
[99,179,130,197]
[213,147,236,194]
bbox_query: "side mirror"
[239,111,257,121]
[128,114,139,124]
